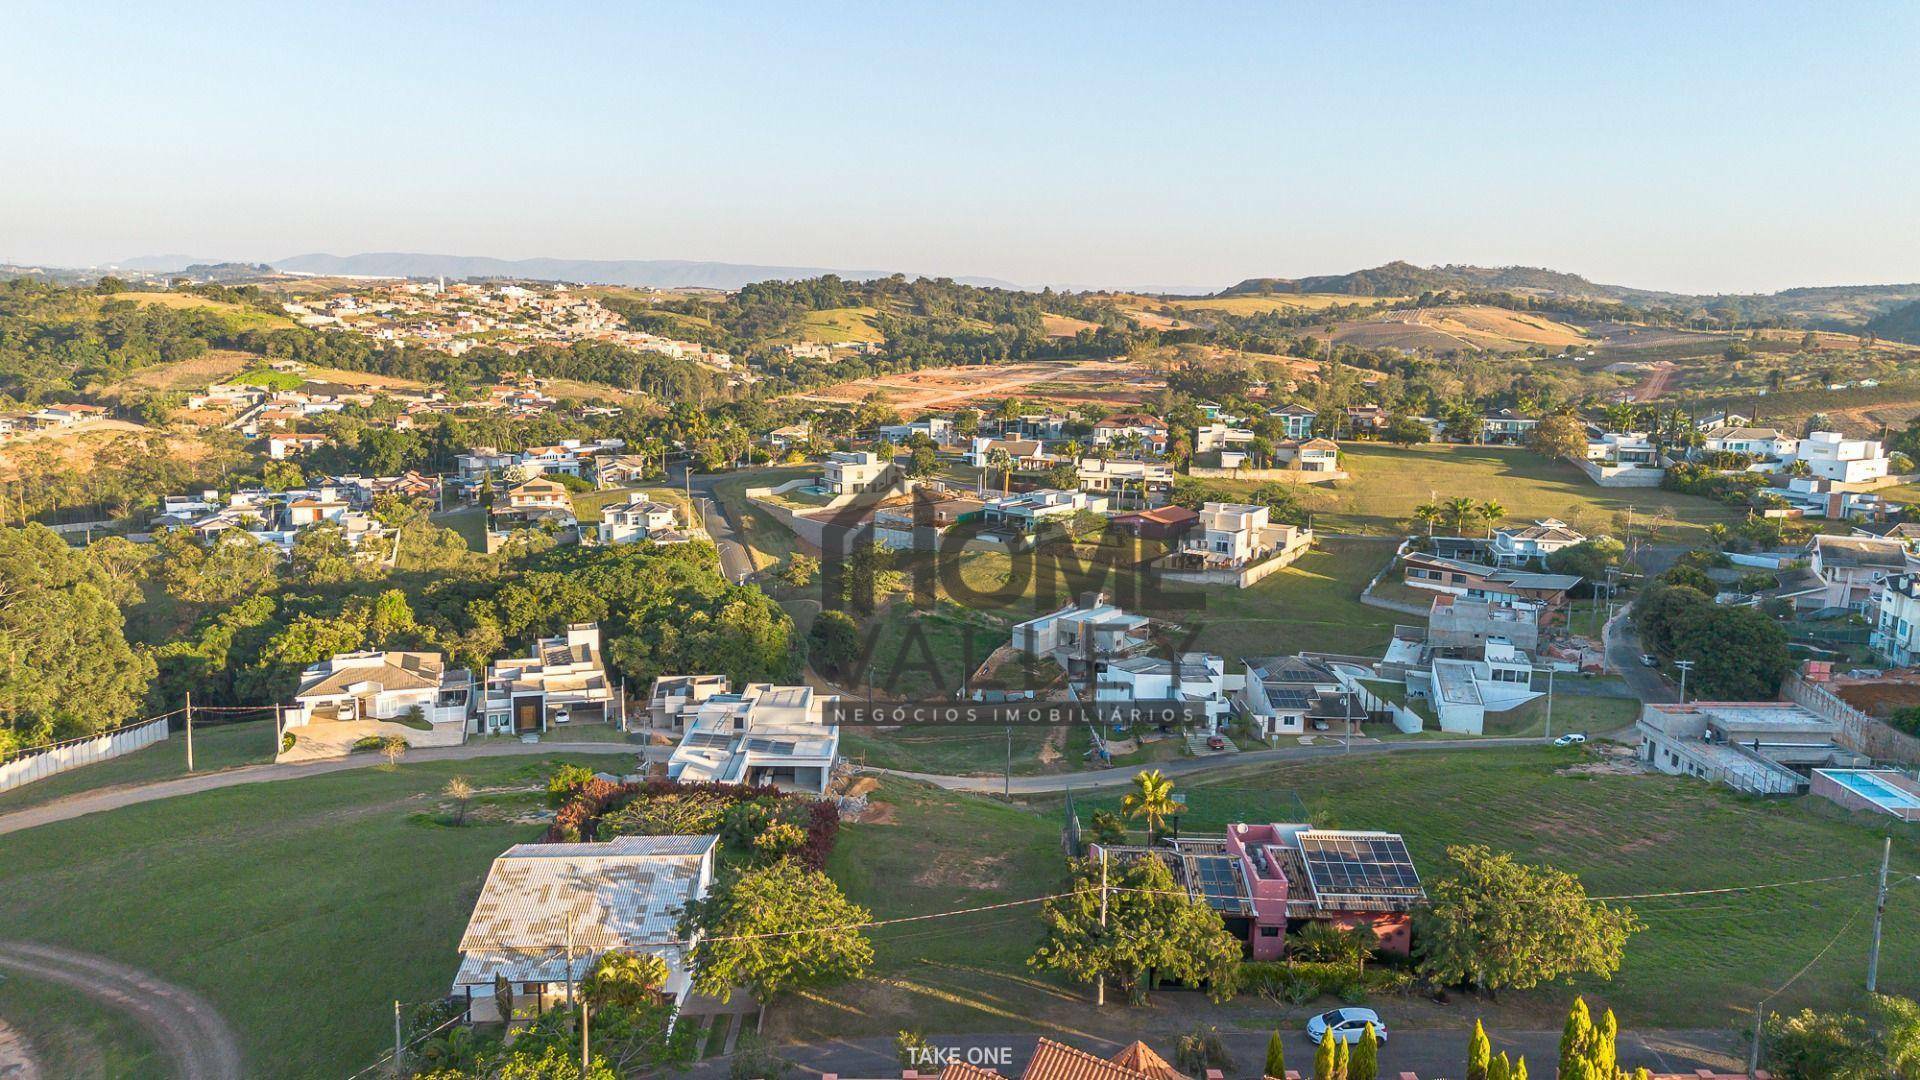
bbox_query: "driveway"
[677,1026,1742,1080]
[0,942,243,1080]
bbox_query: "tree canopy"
[1415,845,1640,993]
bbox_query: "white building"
[1700,425,1798,460]
[1636,702,1865,795]
[1012,596,1152,667]
[1421,639,1539,735]
[452,835,717,1023]
[1097,653,1232,730]
[1488,519,1586,567]
[979,489,1107,533]
[284,651,472,732]
[1179,502,1307,569]
[477,623,617,734]
[1791,431,1889,484]
[1236,655,1366,737]
[666,682,839,793]
[1808,533,1911,612]
[1075,457,1174,509]
[1873,573,1920,666]
[821,450,893,495]
[598,497,682,545]
[1584,432,1661,467]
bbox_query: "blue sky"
[4,1,1916,293]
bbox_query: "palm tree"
[443,776,474,826]
[1121,769,1178,845]
[1477,499,1506,537]
[986,446,1013,496]
[1443,496,1477,536]
[1412,502,1442,537]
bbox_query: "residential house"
[595,455,655,487]
[1267,403,1317,440]
[598,497,683,545]
[1192,422,1257,456]
[968,437,1054,471]
[1478,409,1539,445]
[1001,412,1071,440]
[1401,551,1581,619]
[878,416,956,446]
[1807,533,1910,612]
[1174,502,1311,572]
[1270,437,1340,472]
[1418,638,1540,735]
[1489,518,1586,566]
[821,450,895,495]
[1110,504,1199,541]
[1075,457,1174,509]
[978,489,1106,534]
[476,623,617,734]
[1872,573,1920,666]
[498,477,576,525]
[284,650,472,732]
[767,422,811,452]
[1092,414,1169,454]
[1425,594,1540,652]
[1096,653,1231,729]
[644,674,732,732]
[1343,404,1388,437]
[451,835,717,1023]
[872,494,986,550]
[1013,596,1152,672]
[1636,702,1867,795]
[31,403,107,427]
[1791,430,1889,484]
[666,681,840,793]
[1237,655,1367,737]
[265,432,329,459]
[1700,424,1798,460]
[456,447,519,479]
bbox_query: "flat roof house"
[1075,457,1174,510]
[666,681,839,793]
[452,835,717,1023]
[1792,430,1889,484]
[1636,701,1868,795]
[1013,596,1152,672]
[1091,414,1169,454]
[1478,409,1538,444]
[822,450,894,495]
[478,623,617,735]
[978,488,1106,534]
[1426,594,1540,651]
[1097,653,1231,730]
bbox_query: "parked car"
[552,707,571,724]
[1639,654,1658,667]
[1553,732,1588,746]
[1307,1007,1388,1045]
[1206,734,1227,751]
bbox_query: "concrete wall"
[0,716,171,793]
[1186,466,1346,483]
[1786,673,1920,766]
[1572,457,1666,487]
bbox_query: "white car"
[1553,733,1588,746]
[1307,1007,1387,1045]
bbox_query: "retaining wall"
[0,716,171,794]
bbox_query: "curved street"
[0,942,244,1080]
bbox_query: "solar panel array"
[1297,832,1424,905]
[1186,854,1247,914]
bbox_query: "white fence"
[0,715,172,794]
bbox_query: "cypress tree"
[1560,998,1594,1080]
[1314,1029,1335,1080]
[1512,1056,1529,1080]
[1488,1052,1510,1080]
[1351,1024,1379,1080]
[1265,1032,1287,1079]
[1592,1007,1620,1078]
[1333,1034,1349,1080]
[1468,1018,1492,1080]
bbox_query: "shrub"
[351,735,385,752]
[753,821,809,861]
[601,791,735,837]
[1173,1025,1231,1074]
[281,731,296,753]
[547,764,597,807]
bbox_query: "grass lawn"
[795,306,885,344]
[1482,688,1640,738]
[0,751,635,1079]
[429,506,489,552]
[0,720,277,814]
[1281,443,1748,538]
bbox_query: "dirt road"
[0,943,242,1080]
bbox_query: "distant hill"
[257,252,1016,291]
[1868,299,1920,345]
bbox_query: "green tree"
[1476,499,1506,537]
[0,525,156,750]
[807,609,862,680]
[1120,769,1178,844]
[777,552,819,588]
[1028,854,1241,1004]
[1762,1007,1879,1080]
[907,444,938,478]
[1412,501,1442,537]
[1265,1032,1287,1079]
[1333,1034,1349,1080]
[1467,1018,1491,1080]
[1314,1027,1335,1080]
[1546,537,1626,584]
[1416,845,1640,993]
[683,858,873,1003]
[1384,415,1430,446]
[1527,412,1588,460]
[1351,1024,1378,1080]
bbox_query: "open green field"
[1284,443,1749,537]
[0,719,276,814]
[0,751,635,1079]
[795,306,885,344]
[106,291,296,331]
[777,746,1920,1045]
[0,973,167,1080]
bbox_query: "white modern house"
[598,497,683,545]
[1419,639,1539,735]
[1873,572,1920,666]
[1791,431,1889,484]
[1075,457,1174,509]
[477,623,618,734]
[285,650,473,731]
[451,835,718,1023]
[978,488,1107,533]
[1179,503,1305,568]
[821,450,894,495]
[1097,653,1232,729]
[1236,655,1367,737]
[1012,596,1153,668]
[1488,519,1586,567]
[1700,425,1798,460]
[967,436,1054,471]
[666,682,840,793]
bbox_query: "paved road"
[0,740,646,837]
[682,467,758,583]
[869,735,1551,794]
[1603,609,1676,704]
[0,942,244,1080]
[679,1026,1742,1080]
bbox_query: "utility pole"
[581,967,592,1075]
[1544,666,1556,740]
[1096,846,1109,1007]
[1674,659,1695,704]
[565,914,576,1009]
[1868,835,1892,992]
[393,999,404,1072]
[184,692,194,772]
[1004,725,1012,800]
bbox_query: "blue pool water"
[1821,769,1920,809]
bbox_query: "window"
[1259,926,1281,937]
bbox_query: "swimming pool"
[1816,768,1920,810]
